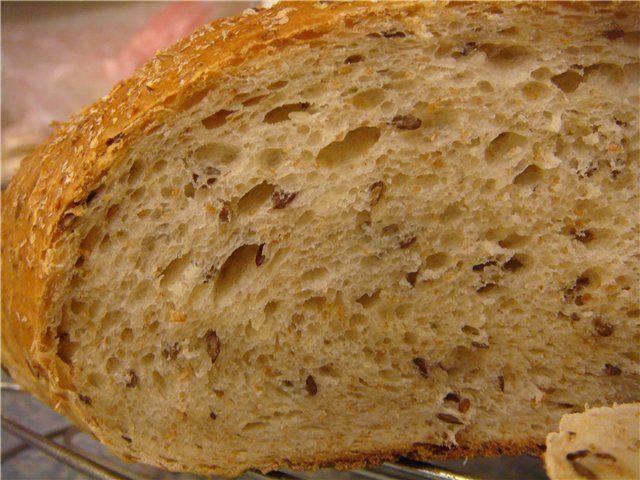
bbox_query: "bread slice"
[2,1,639,476]
[545,403,640,480]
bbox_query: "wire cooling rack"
[1,378,550,480]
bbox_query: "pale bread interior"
[545,403,640,480]
[49,2,639,474]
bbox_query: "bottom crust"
[166,438,546,477]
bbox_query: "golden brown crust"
[1,0,637,476]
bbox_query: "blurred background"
[1,1,257,188]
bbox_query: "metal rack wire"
[2,380,545,480]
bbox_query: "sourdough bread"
[545,403,640,480]
[2,1,639,476]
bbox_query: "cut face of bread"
[545,403,640,480]
[1,2,639,477]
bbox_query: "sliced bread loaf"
[1,1,639,476]
[545,403,640,480]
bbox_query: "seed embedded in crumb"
[575,276,590,288]
[204,330,221,364]
[121,435,132,443]
[471,341,489,349]
[344,54,364,64]
[444,392,461,402]
[503,257,523,271]
[391,114,422,130]
[458,398,471,413]
[570,313,581,321]
[594,319,614,337]
[476,283,496,293]
[603,363,621,376]
[79,394,92,406]
[406,271,418,287]
[437,413,463,425]
[567,449,590,461]
[272,190,297,209]
[570,462,599,480]
[210,411,217,420]
[255,243,266,266]
[219,202,232,223]
[369,181,385,207]
[572,228,594,243]
[498,375,505,392]
[381,30,406,38]
[162,342,181,360]
[594,452,616,461]
[125,369,138,388]
[400,236,417,249]
[305,375,318,395]
[413,357,428,378]
[472,260,497,272]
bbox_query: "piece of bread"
[545,403,640,480]
[2,1,639,477]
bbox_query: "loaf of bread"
[545,403,640,480]
[2,1,639,476]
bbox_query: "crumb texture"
[1,1,639,476]
[545,403,640,480]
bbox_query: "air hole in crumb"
[303,296,326,312]
[127,160,144,185]
[259,148,286,169]
[268,80,288,90]
[498,233,530,248]
[214,245,259,302]
[180,88,210,111]
[80,226,102,252]
[521,81,551,101]
[264,102,310,123]
[159,255,192,289]
[121,328,134,342]
[242,94,268,107]
[513,164,543,185]
[202,109,234,129]
[141,353,155,365]
[56,332,77,365]
[317,127,380,168]
[238,182,276,214]
[425,252,450,270]
[302,267,328,285]
[352,88,386,110]
[195,143,239,165]
[183,183,195,198]
[481,44,530,66]
[477,81,494,93]
[264,301,279,318]
[356,290,380,308]
[551,69,585,93]
[345,54,364,64]
[485,132,528,164]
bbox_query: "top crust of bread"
[2,1,639,476]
